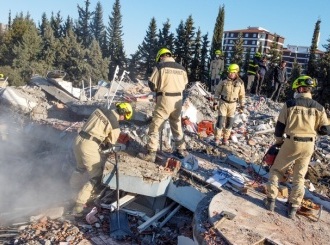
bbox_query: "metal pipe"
[159,204,181,228]
[137,202,176,233]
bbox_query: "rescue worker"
[138,48,188,162]
[246,52,261,95]
[70,102,133,215]
[213,64,245,145]
[269,60,288,102]
[264,76,330,219]
[209,49,225,93]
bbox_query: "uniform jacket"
[209,57,225,80]
[148,57,188,93]
[214,76,245,107]
[81,108,121,145]
[273,65,288,84]
[247,57,260,75]
[274,93,330,144]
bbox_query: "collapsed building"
[1,71,330,245]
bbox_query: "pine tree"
[136,17,158,77]
[210,5,225,59]
[200,33,210,85]
[50,11,63,38]
[307,19,321,78]
[39,13,49,37]
[84,39,110,82]
[230,32,244,69]
[181,15,195,74]
[0,14,35,66]
[243,47,251,73]
[174,20,185,65]
[12,21,42,84]
[189,28,202,82]
[62,16,74,36]
[90,1,105,48]
[106,0,127,79]
[158,19,174,51]
[76,0,93,48]
[55,28,86,86]
[284,59,302,100]
[39,22,59,73]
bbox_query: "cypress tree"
[210,5,225,59]
[307,19,321,78]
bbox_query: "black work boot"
[264,197,275,212]
[287,203,298,219]
[137,151,156,162]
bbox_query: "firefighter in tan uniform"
[214,64,245,145]
[70,102,133,215]
[209,49,225,92]
[264,76,330,219]
[138,48,188,162]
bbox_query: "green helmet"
[227,64,239,73]
[156,48,172,62]
[215,50,222,55]
[292,75,317,90]
[255,52,261,58]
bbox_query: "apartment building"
[223,26,285,65]
[282,45,324,74]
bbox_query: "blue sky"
[1,0,329,55]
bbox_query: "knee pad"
[216,116,225,129]
[225,117,235,129]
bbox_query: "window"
[230,33,234,37]
[245,33,249,38]
[244,40,247,44]
[229,47,232,50]
[253,34,257,37]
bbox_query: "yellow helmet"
[156,48,172,62]
[116,102,133,120]
[0,74,3,79]
[292,76,317,90]
[255,52,261,58]
[215,50,222,55]
[227,64,239,73]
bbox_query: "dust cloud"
[0,109,74,224]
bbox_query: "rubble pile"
[1,74,330,244]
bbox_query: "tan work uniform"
[209,58,225,92]
[267,93,330,207]
[147,56,188,152]
[214,76,245,140]
[70,108,120,205]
